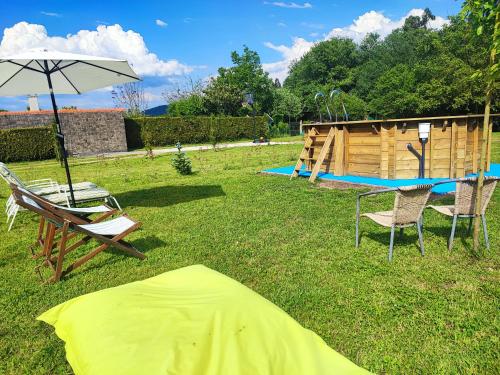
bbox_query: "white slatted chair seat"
[43,187,112,204]
[62,205,112,214]
[31,181,97,196]
[78,216,136,236]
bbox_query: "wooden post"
[449,120,458,178]
[486,117,493,171]
[380,124,389,178]
[473,119,479,173]
[429,123,434,178]
[333,126,345,176]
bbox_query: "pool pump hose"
[407,140,427,178]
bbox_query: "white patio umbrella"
[0,49,140,205]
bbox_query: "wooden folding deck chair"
[355,184,434,261]
[11,185,145,283]
[426,176,498,250]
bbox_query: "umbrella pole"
[44,61,76,207]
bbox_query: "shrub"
[269,121,290,137]
[124,116,268,149]
[0,126,56,162]
[171,142,192,175]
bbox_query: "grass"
[0,134,499,374]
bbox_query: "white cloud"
[264,2,312,9]
[263,8,449,81]
[0,22,193,77]
[262,37,315,82]
[41,11,61,17]
[277,22,287,27]
[325,8,448,42]
[155,19,168,27]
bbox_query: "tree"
[461,0,499,252]
[168,95,206,116]
[203,72,244,115]
[272,88,302,124]
[203,46,275,116]
[112,82,148,117]
[368,64,418,117]
[403,8,436,31]
[284,38,359,116]
[162,76,204,103]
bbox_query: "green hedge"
[0,126,56,162]
[125,116,268,148]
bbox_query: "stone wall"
[0,109,128,155]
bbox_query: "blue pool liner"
[262,164,500,194]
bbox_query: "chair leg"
[481,214,489,251]
[7,205,19,232]
[448,215,458,251]
[417,221,424,256]
[355,212,360,248]
[110,196,122,211]
[467,217,473,235]
[388,225,395,261]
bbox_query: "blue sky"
[0,0,462,111]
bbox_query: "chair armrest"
[357,187,398,199]
[356,188,397,226]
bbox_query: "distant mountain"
[144,105,168,116]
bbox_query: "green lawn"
[0,134,499,374]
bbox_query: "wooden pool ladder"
[290,126,336,183]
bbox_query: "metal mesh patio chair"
[427,176,498,250]
[356,184,434,261]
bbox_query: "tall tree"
[285,38,359,116]
[460,0,499,252]
[204,46,275,115]
[272,88,302,124]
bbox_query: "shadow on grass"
[59,235,167,281]
[115,185,225,208]
[361,228,423,251]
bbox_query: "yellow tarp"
[38,265,370,374]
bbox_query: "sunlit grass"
[0,135,498,374]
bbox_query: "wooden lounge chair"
[10,185,145,283]
[356,184,433,261]
[426,176,498,250]
[1,162,121,231]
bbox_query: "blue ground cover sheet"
[262,164,500,194]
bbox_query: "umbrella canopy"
[0,49,140,205]
[0,49,139,95]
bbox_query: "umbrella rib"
[75,60,140,81]
[57,68,81,94]
[0,60,38,89]
[50,61,78,74]
[48,59,80,94]
[1,60,44,74]
[34,60,46,71]
[49,60,63,73]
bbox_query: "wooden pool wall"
[301,115,496,179]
